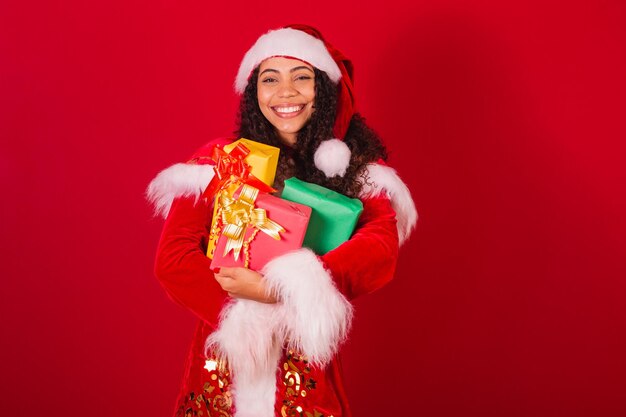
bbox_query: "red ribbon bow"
[202,143,276,200]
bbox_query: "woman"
[147,24,417,417]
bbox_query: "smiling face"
[257,57,316,146]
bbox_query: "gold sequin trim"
[175,357,232,417]
[281,350,331,417]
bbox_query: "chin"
[279,127,301,135]
[275,121,304,134]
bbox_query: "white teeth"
[275,105,303,113]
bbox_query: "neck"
[277,131,297,147]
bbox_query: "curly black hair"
[236,66,387,197]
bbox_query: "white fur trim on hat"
[235,28,342,94]
[313,138,351,178]
[145,163,215,218]
[359,163,418,245]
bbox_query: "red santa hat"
[235,24,355,178]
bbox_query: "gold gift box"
[223,138,279,188]
[206,138,280,259]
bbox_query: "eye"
[261,77,277,84]
[295,74,312,81]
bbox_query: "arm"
[154,195,228,328]
[317,161,418,300]
[259,195,399,365]
[199,162,415,368]
[321,195,399,300]
[204,197,397,304]
[148,138,240,327]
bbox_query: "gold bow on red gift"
[202,143,275,201]
[219,184,284,263]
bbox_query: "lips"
[271,104,305,118]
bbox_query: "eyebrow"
[259,66,314,76]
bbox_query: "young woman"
[147,24,417,417]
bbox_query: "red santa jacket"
[147,139,418,417]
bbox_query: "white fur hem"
[205,300,280,417]
[359,163,418,245]
[145,163,215,218]
[204,248,352,416]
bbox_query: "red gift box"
[209,189,312,271]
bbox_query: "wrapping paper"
[209,190,312,271]
[280,177,363,255]
[222,138,279,188]
[206,139,280,259]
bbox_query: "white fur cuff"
[203,248,353,416]
[262,248,354,366]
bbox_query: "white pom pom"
[313,138,351,178]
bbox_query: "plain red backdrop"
[2,0,625,416]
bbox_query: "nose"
[277,80,297,98]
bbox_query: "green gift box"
[280,177,364,255]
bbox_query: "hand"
[213,267,277,304]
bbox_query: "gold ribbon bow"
[219,184,284,264]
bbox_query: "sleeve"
[259,195,399,366]
[147,138,237,327]
[154,195,228,328]
[321,195,399,300]
[263,162,418,364]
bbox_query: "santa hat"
[235,24,355,178]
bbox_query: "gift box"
[209,185,312,271]
[223,138,280,188]
[207,182,240,259]
[280,177,364,255]
[205,138,280,259]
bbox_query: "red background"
[2,0,625,416]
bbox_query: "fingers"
[212,266,270,302]
[214,275,234,293]
[212,266,242,278]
